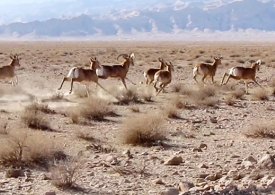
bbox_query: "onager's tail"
[66,67,77,78]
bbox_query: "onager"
[193,56,222,84]
[153,61,174,95]
[58,57,105,96]
[144,57,168,85]
[220,59,262,94]
[0,54,21,85]
[95,53,135,89]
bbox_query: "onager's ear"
[256,59,261,65]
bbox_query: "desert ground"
[1,41,275,195]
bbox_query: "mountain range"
[0,0,274,39]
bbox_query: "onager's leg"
[202,75,207,84]
[85,85,90,97]
[193,75,198,83]
[252,78,263,89]
[244,80,249,94]
[220,73,229,85]
[148,80,154,85]
[58,77,69,90]
[121,78,128,89]
[153,81,159,92]
[126,77,136,85]
[145,78,149,85]
[69,78,77,94]
[211,76,215,84]
[156,83,168,95]
[13,75,18,85]
[223,74,233,85]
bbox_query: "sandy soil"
[1,41,275,195]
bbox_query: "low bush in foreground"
[21,103,52,130]
[71,97,116,122]
[0,129,65,167]
[50,159,79,189]
[118,113,167,146]
[243,121,275,138]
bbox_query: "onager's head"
[10,54,20,67]
[117,53,135,66]
[213,56,223,65]
[90,57,100,70]
[251,59,261,72]
[158,58,169,69]
[167,61,174,72]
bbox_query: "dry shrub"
[140,87,154,102]
[118,113,166,146]
[243,121,275,138]
[49,92,64,101]
[229,54,241,58]
[170,83,183,93]
[73,97,115,122]
[129,105,140,113]
[75,130,97,142]
[27,102,55,114]
[73,86,89,98]
[268,78,275,88]
[223,94,235,106]
[230,88,246,99]
[21,103,51,130]
[166,94,186,109]
[236,59,245,64]
[116,87,142,105]
[0,129,64,167]
[190,85,219,107]
[251,88,269,101]
[162,105,180,119]
[50,159,79,189]
[0,123,8,135]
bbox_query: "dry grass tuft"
[129,104,140,113]
[251,88,269,101]
[140,87,155,102]
[162,105,181,119]
[189,85,220,107]
[223,94,236,106]
[0,123,8,135]
[73,86,89,98]
[0,129,65,167]
[21,103,52,130]
[71,97,115,122]
[118,113,167,146]
[75,130,97,142]
[49,92,64,101]
[50,159,79,189]
[170,83,183,93]
[268,78,275,88]
[230,88,246,100]
[116,88,143,105]
[243,121,275,138]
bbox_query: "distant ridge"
[0,0,274,39]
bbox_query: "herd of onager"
[0,53,262,96]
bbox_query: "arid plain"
[1,41,275,195]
